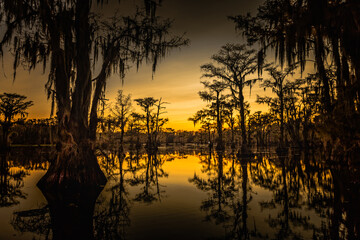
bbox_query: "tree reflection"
[0,152,27,207]
[94,150,130,240]
[190,150,263,239]
[191,147,360,240]
[12,205,51,238]
[12,184,103,240]
[329,165,360,240]
[260,154,309,239]
[190,151,235,224]
[251,150,360,240]
[130,150,172,203]
[7,148,359,240]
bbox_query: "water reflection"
[1,147,359,239]
[95,148,178,239]
[190,150,262,239]
[95,150,131,240]
[0,152,28,207]
[190,149,360,240]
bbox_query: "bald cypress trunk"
[279,87,284,147]
[315,27,332,113]
[70,0,92,143]
[239,84,248,152]
[38,1,106,188]
[216,92,224,150]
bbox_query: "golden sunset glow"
[0,0,269,131]
[1,0,359,239]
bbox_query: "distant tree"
[164,128,175,145]
[284,84,302,147]
[112,90,132,148]
[128,113,144,149]
[298,74,322,148]
[135,97,157,149]
[248,111,274,148]
[223,99,238,149]
[201,44,259,152]
[189,109,216,147]
[153,98,168,147]
[259,66,296,147]
[257,76,304,147]
[98,115,117,134]
[0,93,33,148]
[11,117,57,145]
[198,80,228,150]
[134,97,168,151]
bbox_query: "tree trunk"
[70,1,92,143]
[340,44,356,114]
[207,126,212,147]
[217,152,223,214]
[216,92,224,150]
[38,140,106,188]
[280,155,289,230]
[331,36,345,105]
[39,1,107,188]
[315,27,332,113]
[89,58,110,140]
[230,126,235,149]
[146,109,152,149]
[280,89,284,147]
[238,85,248,151]
[120,125,125,146]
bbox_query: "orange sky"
[0,0,309,131]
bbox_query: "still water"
[0,147,359,239]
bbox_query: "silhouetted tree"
[0,93,33,149]
[0,0,188,187]
[153,98,168,148]
[128,113,144,149]
[189,109,216,147]
[248,111,274,148]
[201,44,259,153]
[112,90,132,150]
[198,80,228,150]
[134,97,168,151]
[230,0,360,149]
[223,99,238,149]
[258,66,296,147]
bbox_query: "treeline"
[95,91,250,150]
[0,91,174,149]
[190,56,322,151]
[95,90,168,152]
[1,91,262,149]
[190,0,360,159]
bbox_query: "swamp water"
[0,147,358,239]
